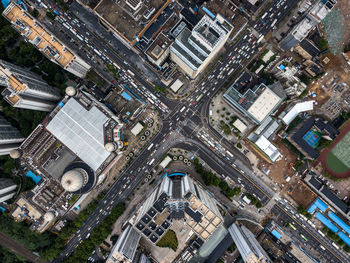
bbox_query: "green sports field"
[326,132,350,174]
[326,152,350,173]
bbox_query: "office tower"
[228,223,271,263]
[2,2,91,78]
[0,115,24,155]
[0,59,61,111]
[170,14,233,79]
[0,178,17,202]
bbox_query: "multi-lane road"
[30,0,349,262]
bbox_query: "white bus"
[261,12,268,19]
[148,158,155,165]
[226,150,234,158]
[127,69,135,77]
[180,106,186,113]
[147,143,154,151]
[270,19,278,28]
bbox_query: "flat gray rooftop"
[46,98,110,171]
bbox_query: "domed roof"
[105,142,116,152]
[44,212,55,221]
[9,149,21,159]
[61,169,85,192]
[65,86,76,96]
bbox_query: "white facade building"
[170,14,232,78]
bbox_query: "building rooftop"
[3,3,74,68]
[46,97,110,171]
[299,39,320,57]
[281,100,314,125]
[320,186,348,214]
[254,135,281,162]
[288,116,339,159]
[224,83,284,124]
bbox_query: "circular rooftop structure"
[65,86,77,96]
[60,162,95,194]
[9,149,21,159]
[61,169,86,192]
[43,212,55,221]
[105,142,117,152]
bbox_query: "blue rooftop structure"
[271,229,282,240]
[315,212,338,233]
[328,212,350,236]
[338,232,350,246]
[58,101,65,107]
[0,206,5,212]
[308,198,328,213]
[308,203,317,214]
[201,6,215,19]
[25,171,42,184]
[1,0,10,8]
[279,64,286,70]
[121,91,132,101]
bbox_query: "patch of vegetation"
[45,203,125,262]
[156,229,178,251]
[46,10,56,20]
[154,85,166,93]
[0,245,27,263]
[220,120,232,135]
[0,214,54,252]
[297,206,312,219]
[193,159,241,199]
[318,37,329,50]
[293,159,304,170]
[106,64,119,79]
[236,143,242,149]
[244,193,262,208]
[299,74,311,85]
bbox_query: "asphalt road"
[271,203,348,263]
[29,0,348,262]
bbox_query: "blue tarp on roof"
[58,101,64,107]
[0,206,5,212]
[25,171,42,184]
[338,232,350,246]
[315,212,338,233]
[328,212,350,236]
[271,229,282,240]
[279,64,286,70]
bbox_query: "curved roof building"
[60,162,95,194]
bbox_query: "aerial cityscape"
[1,0,350,262]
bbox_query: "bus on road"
[193,93,204,105]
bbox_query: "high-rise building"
[0,115,24,155]
[170,14,232,79]
[108,173,223,263]
[106,224,141,263]
[0,60,61,111]
[2,2,91,78]
[0,178,17,202]
[228,223,271,263]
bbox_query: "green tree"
[154,85,166,93]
